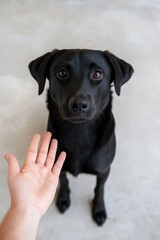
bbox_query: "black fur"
[47,89,114,176]
[29,49,134,226]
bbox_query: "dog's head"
[29,49,134,123]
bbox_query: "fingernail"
[52,138,58,143]
[4,154,9,160]
[47,131,52,135]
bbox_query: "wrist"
[0,203,42,240]
[9,203,42,221]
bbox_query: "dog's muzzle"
[68,97,90,114]
[58,95,97,123]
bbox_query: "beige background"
[0,0,160,239]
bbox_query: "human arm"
[0,132,66,240]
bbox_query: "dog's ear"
[28,50,58,95]
[104,51,134,96]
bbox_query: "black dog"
[29,49,134,226]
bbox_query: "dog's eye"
[90,68,103,81]
[56,68,69,80]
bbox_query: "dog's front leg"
[92,168,110,226]
[56,171,71,213]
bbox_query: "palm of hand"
[6,133,66,216]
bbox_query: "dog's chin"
[66,118,90,124]
[61,116,93,124]
[58,106,97,124]
[59,111,95,124]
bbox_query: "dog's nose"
[69,97,89,113]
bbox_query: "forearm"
[0,204,41,240]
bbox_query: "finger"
[5,154,20,179]
[24,134,40,164]
[52,151,66,177]
[45,139,58,169]
[36,132,52,165]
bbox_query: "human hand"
[4,132,66,217]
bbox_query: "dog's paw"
[57,198,70,213]
[92,209,107,226]
[56,189,71,213]
[92,199,107,226]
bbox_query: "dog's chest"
[54,121,99,176]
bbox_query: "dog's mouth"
[59,108,95,124]
[66,117,89,124]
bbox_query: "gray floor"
[0,0,160,239]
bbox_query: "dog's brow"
[54,62,71,69]
[89,63,101,69]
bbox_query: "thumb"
[5,154,20,179]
